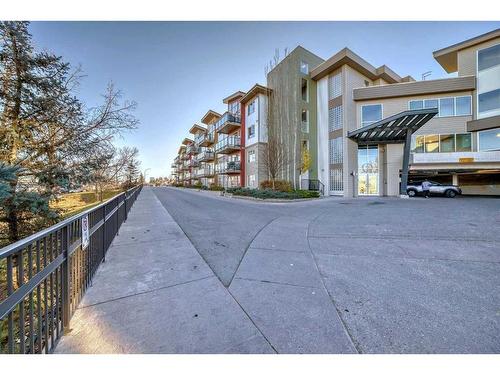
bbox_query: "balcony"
[215,112,241,134]
[196,166,215,178]
[187,144,200,155]
[171,163,177,169]
[217,161,241,174]
[181,153,190,161]
[196,150,215,162]
[411,151,500,169]
[189,159,200,167]
[215,136,241,154]
[181,162,190,171]
[196,132,215,147]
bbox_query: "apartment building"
[240,84,270,188]
[171,28,500,196]
[312,28,500,197]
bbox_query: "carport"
[348,108,438,195]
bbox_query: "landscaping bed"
[226,187,319,200]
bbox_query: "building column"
[452,174,459,186]
[400,131,413,195]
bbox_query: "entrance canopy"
[348,108,438,145]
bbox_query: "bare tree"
[262,49,292,189]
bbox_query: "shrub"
[193,181,203,189]
[228,187,319,200]
[209,184,224,191]
[259,180,293,192]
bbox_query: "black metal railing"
[0,185,142,354]
[301,179,325,196]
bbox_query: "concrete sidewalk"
[55,187,274,354]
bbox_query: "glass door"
[358,145,379,196]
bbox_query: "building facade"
[171,28,500,196]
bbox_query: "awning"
[348,108,438,144]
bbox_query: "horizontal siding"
[458,38,500,76]
[353,76,476,101]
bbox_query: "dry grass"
[51,189,122,218]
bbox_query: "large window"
[412,133,472,153]
[478,89,500,114]
[425,135,439,153]
[328,72,342,99]
[478,128,500,151]
[361,104,382,127]
[478,43,500,71]
[477,44,500,118]
[328,105,342,132]
[408,96,471,117]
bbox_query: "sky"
[29,21,499,179]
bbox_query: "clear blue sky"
[29,21,499,179]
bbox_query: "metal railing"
[214,112,241,131]
[215,136,241,153]
[0,185,142,354]
[301,179,325,195]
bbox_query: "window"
[408,96,470,117]
[412,133,472,153]
[247,100,255,115]
[301,78,308,102]
[425,135,439,153]
[361,104,382,127]
[440,134,455,152]
[478,89,500,114]
[328,105,342,132]
[456,133,472,152]
[424,99,439,110]
[413,135,425,153]
[300,61,309,74]
[229,101,240,116]
[455,96,472,116]
[301,110,309,133]
[478,127,500,151]
[247,124,255,139]
[477,44,500,119]
[329,137,343,164]
[409,100,423,110]
[248,174,256,187]
[328,72,342,99]
[439,98,455,117]
[248,150,256,163]
[478,44,500,71]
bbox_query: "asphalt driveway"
[153,187,500,353]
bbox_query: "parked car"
[406,181,462,198]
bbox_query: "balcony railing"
[187,145,199,155]
[215,136,241,154]
[189,159,199,167]
[0,185,142,354]
[215,112,241,134]
[196,166,214,177]
[195,132,215,146]
[196,150,215,162]
[181,153,190,160]
[217,161,241,174]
